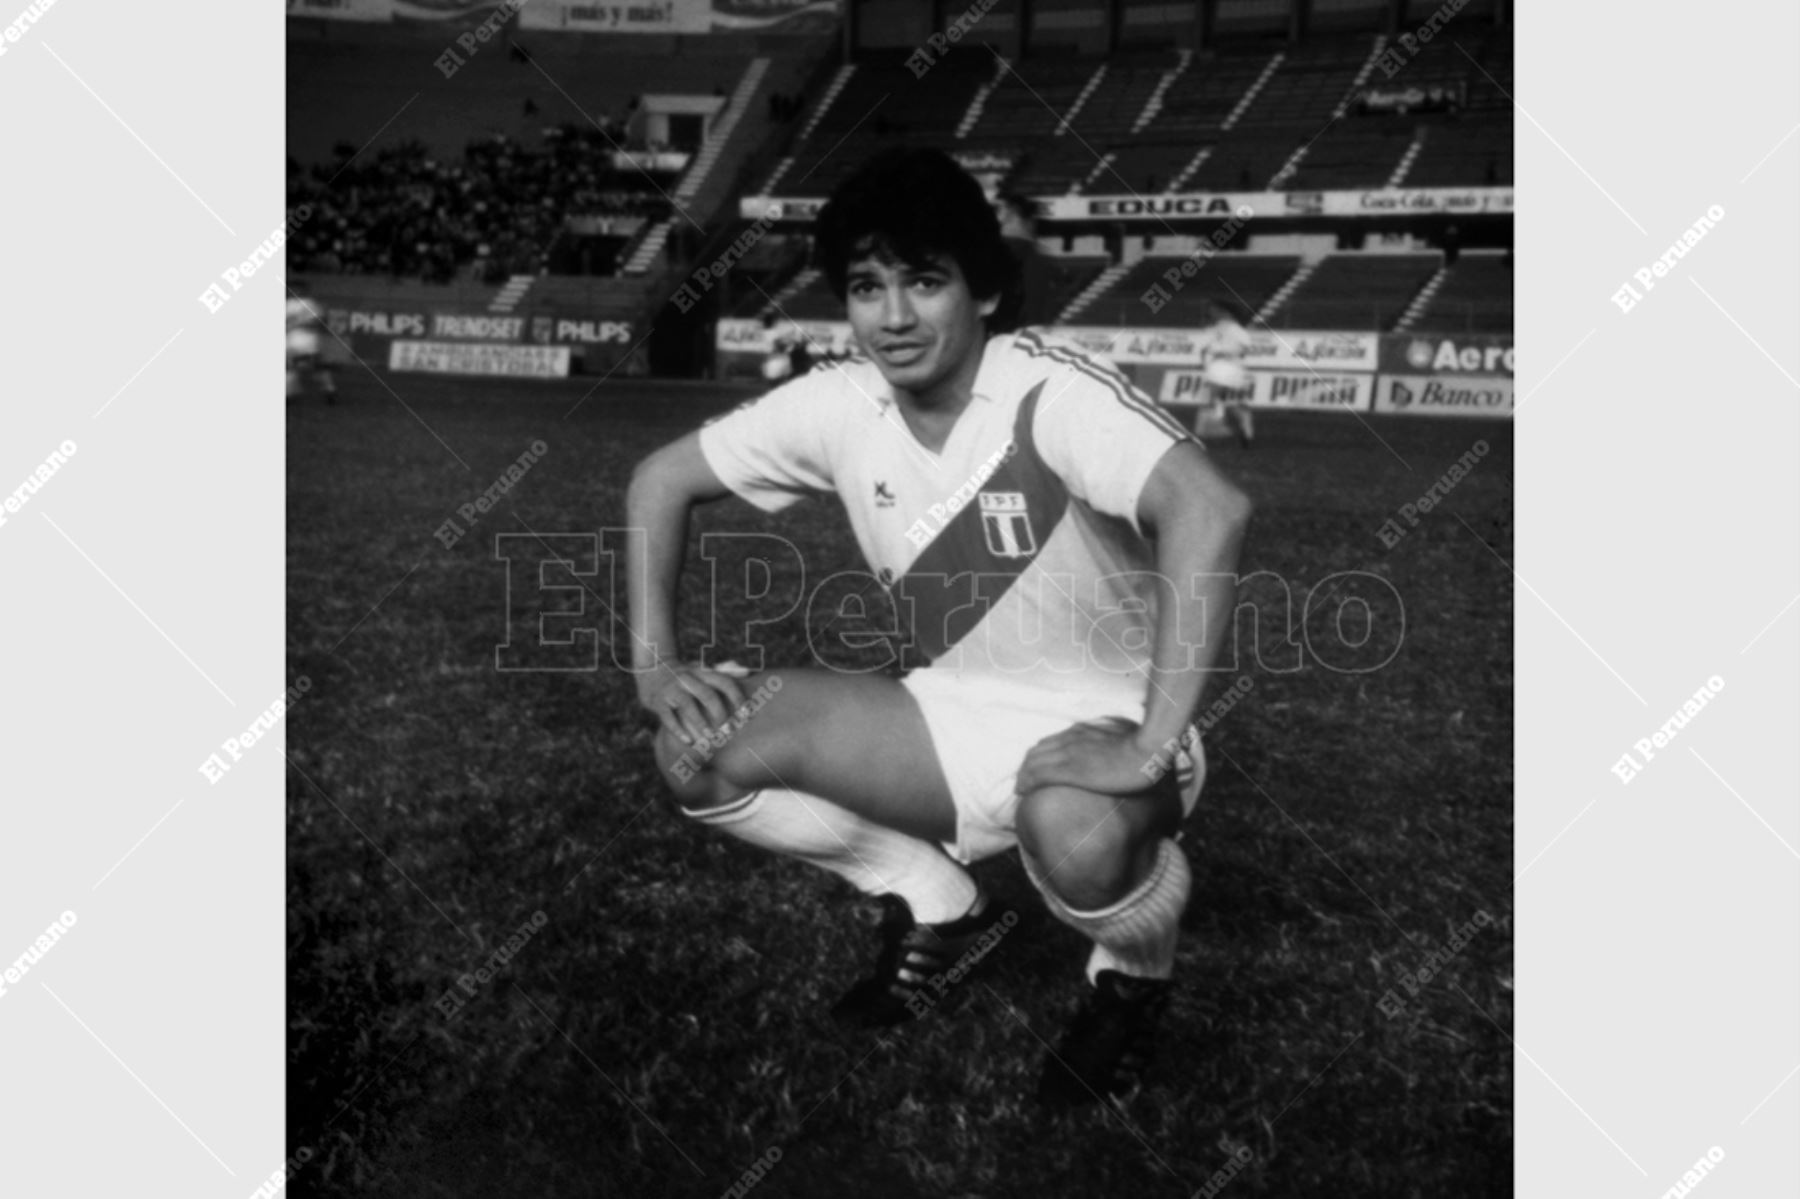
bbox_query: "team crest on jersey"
[978,491,1037,558]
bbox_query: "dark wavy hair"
[813,147,1018,318]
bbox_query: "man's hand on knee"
[1016,717,1170,798]
[636,659,750,756]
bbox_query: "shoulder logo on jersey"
[978,491,1036,558]
[874,480,895,507]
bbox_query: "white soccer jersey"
[1208,318,1250,361]
[698,329,1198,701]
[286,296,322,332]
[286,296,322,358]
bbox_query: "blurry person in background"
[286,279,338,405]
[759,312,818,384]
[1191,299,1253,448]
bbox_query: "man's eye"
[849,281,878,298]
[912,277,944,292]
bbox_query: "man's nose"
[880,286,916,330]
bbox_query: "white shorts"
[900,668,1206,864]
[288,329,320,358]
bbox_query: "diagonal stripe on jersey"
[891,381,1070,667]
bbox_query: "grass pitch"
[288,372,1513,1198]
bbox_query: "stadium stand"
[1076,255,1301,327]
[1189,38,1380,189]
[1073,50,1184,139]
[288,22,828,283]
[1143,48,1275,144]
[759,50,993,197]
[750,30,1511,202]
[721,231,816,317]
[1281,120,1417,189]
[965,57,1103,142]
[1038,255,1113,322]
[999,51,1192,194]
[1386,29,1513,186]
[1267,253,1439,330]
[287,24,768,163]
[713,18,1511,337]
[287,129,678,282]
[289,6,1510,364]
[1402,251,1512,333]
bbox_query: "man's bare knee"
[647,668,812,807]
[693,671,809,791]
[653,725,746,811]
[1019,787,1144,910]
[707,731,794,794]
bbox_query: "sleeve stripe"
[1016,330,1191,439]
[1016,334,1193,442]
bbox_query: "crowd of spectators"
[285,123,681,283]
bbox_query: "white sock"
[1022,839,1191,982]
[682,788,980,924]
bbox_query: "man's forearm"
[1136,507,1249,752]
[623,471,692,675]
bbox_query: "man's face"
[844,250,997,401]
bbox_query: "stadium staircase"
[1330,36,1390,122]
[1387,129,1427,187]
[624,224,674,276]
[675,58,771,204]
[624,56,774,276]
[1058,262,1131,322]
[1403,251,1512,333]
[796,63,857,144]
[762,155,797,193]
[1268,37,1391,189]
[1266,142,1309,190]
[487,275,536,314]
[1394,260,1447,331]
[1079,153,1120,192]
[957,55,1014,138]
[757,59,856,194]
[1077,255,1301,327]
[1276,253,1438,329]
[1256,259,1318,325]
[1131,50,1193,134]
[1056,64,1109,136]
[1340,37,1390,113]
[1167,145,1213,191]
[763,266,822,318]
[1222,53,1286,132]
